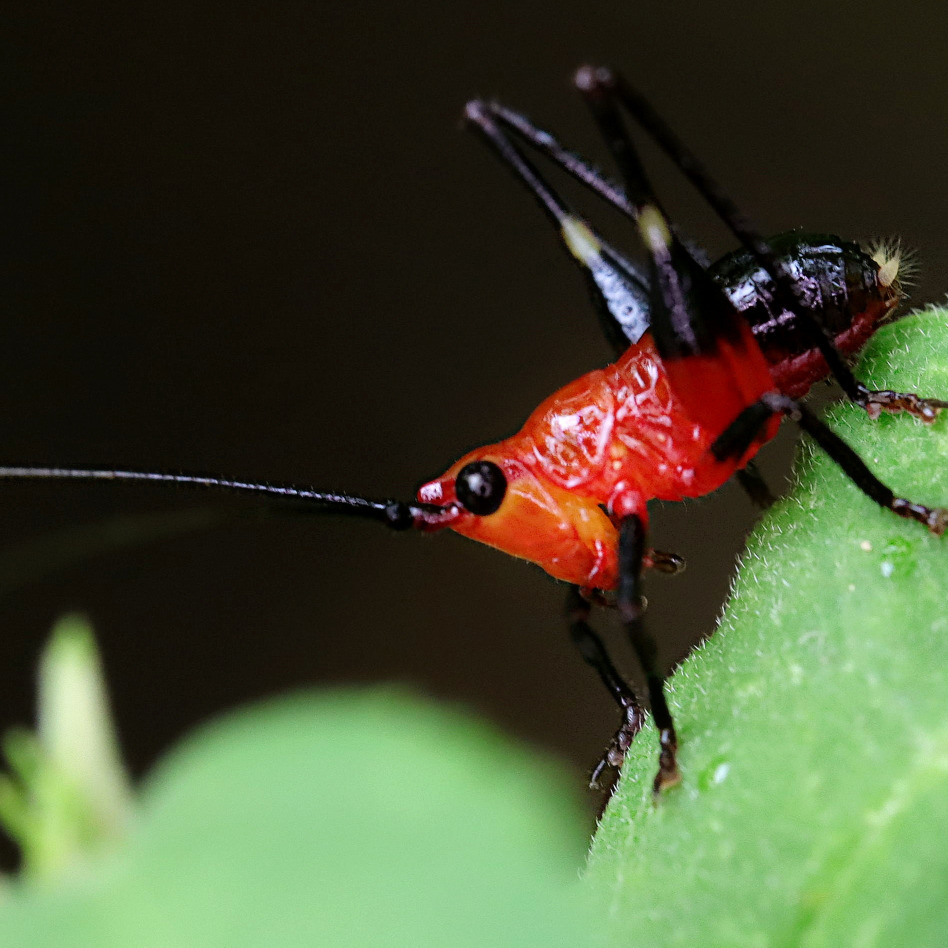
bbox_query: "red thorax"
[418,327,777,590]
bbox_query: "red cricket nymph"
[3,67,945,795]
[417,226,902,592]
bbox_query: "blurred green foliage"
[0,636,600,947]
[0,616,131,882]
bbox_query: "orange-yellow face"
[418,446,620,590]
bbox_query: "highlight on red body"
[418,330,774,590]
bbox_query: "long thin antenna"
[0,466,454,531]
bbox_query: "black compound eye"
[455,461,507,516]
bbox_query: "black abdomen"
[711,232,894,396]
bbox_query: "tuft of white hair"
[866,237,920,293]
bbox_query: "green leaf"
[584,309,948,946]
[0,689,603,948]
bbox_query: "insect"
[3,66,946,795]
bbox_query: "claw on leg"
[860,388,948,423]
[589,700,646,791]
[891,498,948,535]
[645,548,686,574]
[566,585,650,794]
[653,726,681,795]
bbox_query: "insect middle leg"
[714,396,948,534]
[736,460,778,510]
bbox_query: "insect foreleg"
[566,587,646,791]
[618,514,681,795]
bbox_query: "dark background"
[1,1,947,847]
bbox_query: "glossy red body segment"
[418,331,777,590]
[661,320,777,436]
